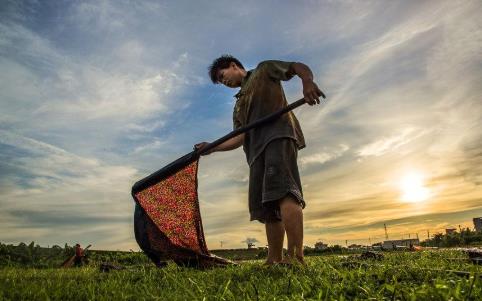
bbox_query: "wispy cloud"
[132,139,165,154]
[300,144,349,167]
[357,128,429,157]
[0,129,139,248]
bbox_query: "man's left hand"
[302,79,326,106]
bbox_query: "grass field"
[0,250,480,300]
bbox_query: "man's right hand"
[302,79,325,106]
[194,133,244,155]
[194,142,215,156]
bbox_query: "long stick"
[132,97,312,194]
[195,97,307,156]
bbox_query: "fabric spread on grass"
[132,154,233,268]
[136,160,207,254]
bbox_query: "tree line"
[0,242,150,268]
[421,228,482,248]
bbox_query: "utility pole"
[408,233,411,239]
[416,233,419,240]
[220,241,224,248]
[427,229,430,240]
[345,240,348,247]
[384,223,389,240]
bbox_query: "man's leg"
[261,138,305,264]
[265,221,284,264]
[280,194,304,262]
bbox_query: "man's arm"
[194,133,245,156]
[289,62,326,105]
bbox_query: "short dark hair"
[208,55,244,84]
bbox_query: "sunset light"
[2,1,482,298]
[400,172,431,203]
[1,0,480,254]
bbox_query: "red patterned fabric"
[135,160,209,255]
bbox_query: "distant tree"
[64,243,73,257]
[445,233,462,247]
[433,233,444,247]
[421,229,482,247]
[242,238,259,249]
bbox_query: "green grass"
[0,250,480,300]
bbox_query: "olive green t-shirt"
[233,60,306,166]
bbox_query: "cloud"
[300,144,349,167]
[123,120,165,134]
[71,0,127,31]
[357,127,429,157]
[0,6,199,126]
[0,130,137,185]
[0,129,140,248]
[0,4,199,168]
[6,209,129,228]
[132,139,165,154]
[34,69,171,120]
[306,206,482,241]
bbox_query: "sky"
[1,0,481,250]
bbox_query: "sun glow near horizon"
[399,171,432,203]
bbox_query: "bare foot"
[295,255,307,266]
[263,260,276,266]
[278,255,306,267]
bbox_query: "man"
[74,243,85,267]
[195,55,324,265]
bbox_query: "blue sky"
[1,0,481,250]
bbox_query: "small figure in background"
[60,243,91,268]
[74,243,85,267]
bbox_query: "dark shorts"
[249,138,305,224]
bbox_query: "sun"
[399,171,431,203]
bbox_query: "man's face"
[216,62,245,88]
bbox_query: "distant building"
[348,244,363,249]
[372,242,383,250]
[445,228,457,234]
[382,238,419,249]
[314,242,328,250]
[474,217,482,232]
